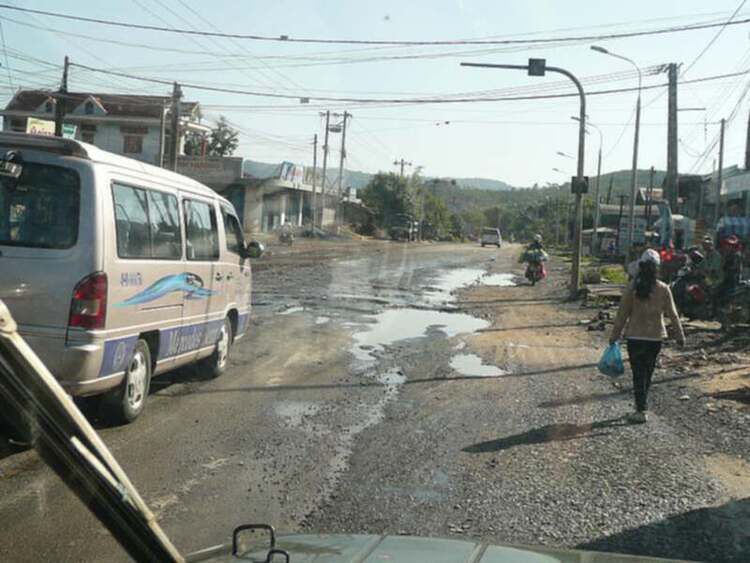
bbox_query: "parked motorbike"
[716,280,750,328]
[671,251,750,328]
[278,225,294,246]
[671,262,712,321]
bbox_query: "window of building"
[184,199,219,261]
[123,135,143,154]
[222,208,244,256]
[84,101,94,115]
[9,118,26,132]
[44,101,53,113]
[80,124,96,144]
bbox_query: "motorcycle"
[716,280,750,328]
[521,248,548,286]
[671,255,750,328]
[278,225,294,246]
[525,261,546,286]
[671,262,712,321]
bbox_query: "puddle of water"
[377,369,407,386]
[450,353,507,377]
[423,268,486,303]
[352,308,489,362]
[280,306,304,315]
[482,273,516,287]
[315,316,331,325]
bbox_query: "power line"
[682,0,747,77]
[68,61,750,105]
[3,3,750,46]
[0,19,15,91]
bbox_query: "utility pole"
[158,103,167,168]
[592,132,603,255]
[746,108,750,170]
[616,194,628,256]
[336,112,350,226]
[606,176,614,204]
[666,63,679,211]
[714,118,726,226]
[627,83,642,252]
[393,158,412,177]
[646,166,655,229]
[311,133,318,229]
[169,82,182,172]
[320,111,331,217]
[54,56,69,137]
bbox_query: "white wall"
[90,124,162,166]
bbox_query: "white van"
[0,133,259,423]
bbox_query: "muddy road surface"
[1,240,749,562]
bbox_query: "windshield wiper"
[0,300,184,563]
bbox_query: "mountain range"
[242,160,515,192]
[242,160,667,196]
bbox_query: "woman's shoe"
[627,411,648,424]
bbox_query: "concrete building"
[222,162,336,233]
[1,89,208,167]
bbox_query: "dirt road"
[0,240,749,562]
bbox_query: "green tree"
[207,116,239,157]
[421,190,452,238]
[359,172,416,227]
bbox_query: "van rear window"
[0,163,80,249]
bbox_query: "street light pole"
[461,60,586,298]
[592,45,642,254]
[572,116,603,255]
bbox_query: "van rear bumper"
[17,327,115,396]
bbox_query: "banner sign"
[26,117,55,136]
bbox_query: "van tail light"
[68,272,107,330]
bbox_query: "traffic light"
[528,58,546,76]
[571,176,589,194]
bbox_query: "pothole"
[351,308,489,363]
[450,353,507,377]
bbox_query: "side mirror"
[245,240,264,259]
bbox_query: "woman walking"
[610,249,685,423]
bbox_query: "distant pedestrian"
[610,249,685,423]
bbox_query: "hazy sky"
[2,0,750,186]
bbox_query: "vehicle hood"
[187,533,692,563]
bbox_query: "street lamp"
[572,115,603,255]
[591,45,642,254]
[462,58,586,298]
[556,151,575,159]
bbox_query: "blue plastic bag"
[598,343,624,377]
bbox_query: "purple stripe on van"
[157,319,224,361]
[99,336,138,378]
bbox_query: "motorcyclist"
[523,234,548,285]
[527,233,544,252]
[697,236,723,289]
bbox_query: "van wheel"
[203,317,233,378]
[101,340,151,425]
